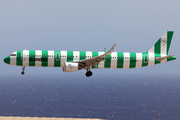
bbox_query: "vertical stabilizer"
[148,31,174,55]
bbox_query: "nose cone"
[4,56,10,64]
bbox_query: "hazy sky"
[0,0,179,76]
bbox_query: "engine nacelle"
[63,62,79,72]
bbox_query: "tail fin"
[148,31,174,55]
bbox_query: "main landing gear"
[21,67,25,75]
[85,70,93,77]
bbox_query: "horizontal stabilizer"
[156,55,175,61]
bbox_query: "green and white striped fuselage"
[7,50,175,69]
[3,31,176,76]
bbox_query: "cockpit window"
[10,54,16,56]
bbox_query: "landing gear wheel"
[21,67,25,75]
[21,71,25,75]
[85,71,93,77]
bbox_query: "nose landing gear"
[21,67,25,75]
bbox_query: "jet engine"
[63,62,79,72]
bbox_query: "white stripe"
[73,51,79,61]
[123,52,130,69]
[148,46,155,66]
[98,52,104,68]
[23,50,29,67]
[111,52,117,68]
[61,51,67,67]
[10,51,17,66]
[161,32,167,63]
[148,53,155,66]
[161,31,167,55]
[35,50,42,67]
[86,51,92,59]
[148,46,154,53]
[135,53,142,68]
[48,51,54,67]
[161,55,167,63]
[86,51,92,68]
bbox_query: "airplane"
[4,31,176,77]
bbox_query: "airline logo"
[161,38,167,45]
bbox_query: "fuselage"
[3,31,176,77]
[4,50,176,69]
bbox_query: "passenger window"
[11,54,16,56]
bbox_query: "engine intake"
[63,62,79,72]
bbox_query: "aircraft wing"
[73,44,116,68]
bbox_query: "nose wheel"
[85,70,93,77]
[21,67,25,75]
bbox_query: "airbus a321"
[4,31,176,77]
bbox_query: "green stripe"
[92,52,98,57]
[129,53,136,68]
[80,51,86,60]
[29,50,35,66]
[117,52,123,68]
[167,31,173,54]
[154,38,161,64]
[104,53,111,68]
[42,50,48,67]
[155,54,161,64]
[67,51,73,62]
[92,52,98,68]
[142,53,148,67]
[154,38,161,54]
[5,56,10,64]
[54,51,61,67]
[16,50,23,66]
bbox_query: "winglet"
[103,48,106,52]
[107,44,116,53]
